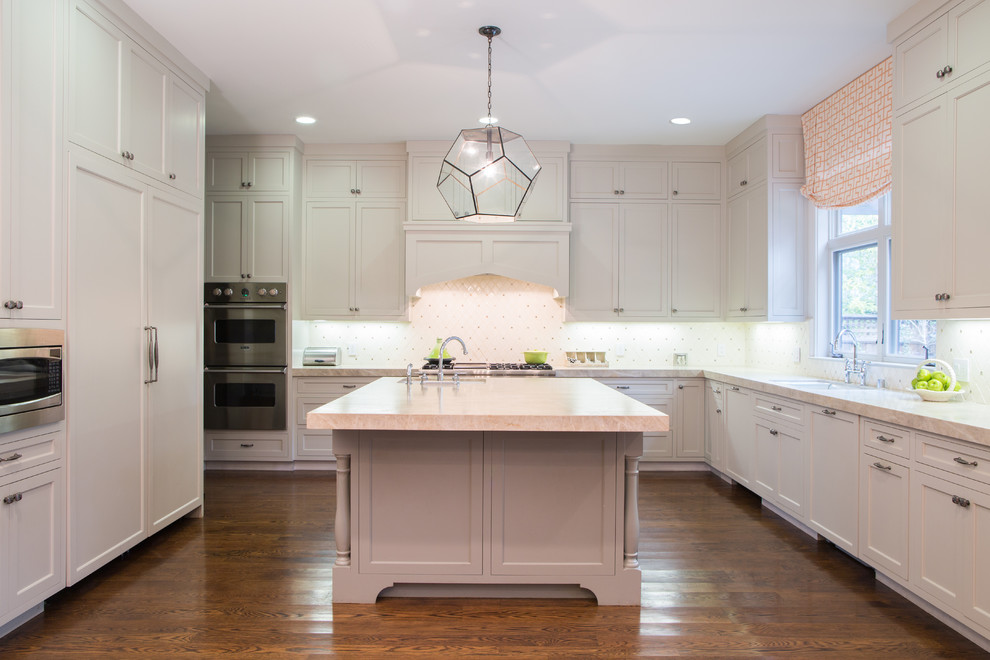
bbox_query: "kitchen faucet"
[832,328,868,385]
[436,336,468,382]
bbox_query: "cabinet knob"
[350,189,357,194]
[673,190,679,196]
[716,408,722,414]
[169,173,176,180]
[739,307,748,312]
[613,190,620,195]
[355,189,361,195]
[769,429,778,436]
[619,190,625,195]
[740,180,747,186]
[618,308,624,312]
[2,492,23,504]
[672,308,678,313]
[678,384,684,389]
[15,300,22,309]
[952,495,971,508]
[612,308,618,313]
[354,307,360,312]
[2,300,13,309]
[936,65,953,79]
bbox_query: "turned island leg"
[624,455,641,569]
[334,453,351,566]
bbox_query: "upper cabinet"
[892,0,990,111]
[0,0,64,320]
[207,152,292,193]
[891,0,990,318]
[68,0,206,198]
[566,147,723,321]
[205,138,302,283]
[406,141,570,222]
[570,161,668,199]
[305,160,405,199]
[723,117,807,322]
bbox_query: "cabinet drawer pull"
[954,457,978,467]
[951,495,971,508]
[3,493,23,505]
[343,385,357,389]
[0,452,23,463]
[876,435,895,443]
[729,386,740,391]
[616,386,631,390]
[769,429,778,436]
[240,443,255,448]
[872,462,892,471]
[771,405,782,412]
[821,409,836,416]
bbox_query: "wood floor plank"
[0,470,986,657]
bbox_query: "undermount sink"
[769,378,863,390]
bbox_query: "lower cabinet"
[704,381,725,472]
[597,378,704,462]
[860,450,910,580]
[0,463,64,628]
[808,406,859,554]
[293,376,375,460]
[204,431,290,462]
[911,468,990,633]
[723,386,754,486]
[753,416,807,520]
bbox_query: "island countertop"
[307,376,669,433]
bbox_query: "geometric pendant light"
[437,26,541,223]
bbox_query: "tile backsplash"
[294,274,989,403]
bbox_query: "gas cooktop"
[419,362,555,376]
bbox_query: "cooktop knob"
[223,288,233,296]
[269,287,280,296]
[258,288,268,296]
[211,288,222,296]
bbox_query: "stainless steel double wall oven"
[204,283,287,430]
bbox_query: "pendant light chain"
[486,33,494,127]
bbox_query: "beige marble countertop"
[293,363,990,446]
[306,376,669,433]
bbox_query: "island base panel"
[331,430,643,605]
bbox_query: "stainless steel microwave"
[0,328,64,434]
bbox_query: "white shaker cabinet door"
[354,203,406,317]
[124,43,168,179]
[245,197,289,281]
[567,203,618,319]
[67,152,147,585]
[69,1,125,158]
[167,76,204,197]
[205,197,246,281]
[670,204,721,319]
[618,203,667,318]
[146,191,203,534]
[303,202,355,318]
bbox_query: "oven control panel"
[205,282,287,304]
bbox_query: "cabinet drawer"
[862,419,911,460]
[596,379,673,399]
[295,377,374,396]
[0,429,63,479]
[297,396,338,426]
[295,428,333,459]
[205,432,290,461]
[753,394,805,427]
[915,432,990,484]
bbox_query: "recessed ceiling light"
[295,115,317,125]
[670,117,691,125]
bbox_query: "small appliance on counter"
[303,347,341,366]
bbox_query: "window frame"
[814,192,929,365]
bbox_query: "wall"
[293,274,748,368]
[294,274,989,405]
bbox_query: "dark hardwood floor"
[0,470,985,658]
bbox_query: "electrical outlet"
[717,344,726,357]
[792,347,801,363]
[614,343,625,357]
[953,358,970,381]
[346,344,357,356]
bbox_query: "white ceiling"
[121,0,916,146]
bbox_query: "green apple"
[916,368,932,381]
[930,371,950,387]
[954,382,963,391]
[926,379,945,392]
[911,378,921,389]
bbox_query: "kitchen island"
[307,377,668,604]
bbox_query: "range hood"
[404,222,571,298]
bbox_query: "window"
[817,192,935,363]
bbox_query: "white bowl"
[907,387,964,402]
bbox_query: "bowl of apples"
[908,358,964,402]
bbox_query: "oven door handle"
[203,303,287,310]
[204,367,288,374]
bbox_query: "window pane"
[890,320,937,360]
[838,198,879,235]
[835,244,878,348]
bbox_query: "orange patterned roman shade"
[800,58,892,208]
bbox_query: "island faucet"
[436,336,468,382]
[832,328,868,385]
